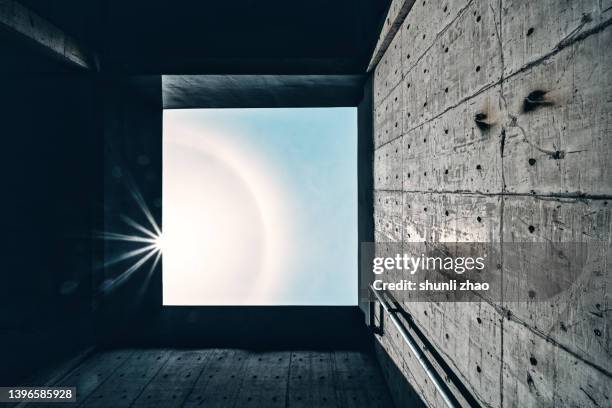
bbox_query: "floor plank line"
[130,349,213,408]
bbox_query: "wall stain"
[475,112,492,131]
[522,90,555,113]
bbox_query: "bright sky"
[162,108,357,305]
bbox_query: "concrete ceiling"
[162,75,365,108]
[18,0,391,75]
[0,31,73,73]
[6,0,390,108]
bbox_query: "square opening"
[162,108,357,305]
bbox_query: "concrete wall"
[0,71,162,382]
[97,76,163,345]
[358,75,375,316]
[370,1,612,407]
[0,74,102,383]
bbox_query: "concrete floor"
[32,348,394,408]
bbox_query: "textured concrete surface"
[16,0,389,75]
[3,0,611,406]
[17,348,393,408]
[371,0,612,406]
[162,75,365,109]
[0,0,91,69]
[367,0,416,72]
[358,76,376,320]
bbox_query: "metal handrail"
[369,285,459,408]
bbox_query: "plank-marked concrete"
[76,350,171,407]
[42,348,392,408]
[368,0,416,73]
[182,349,248,408]
[131,350,212,408]
[0,0,91,69]
[371,0,612,406]
[502,197,611,373]
[287,351,338,408]
[234,351,291,408]
[162,75,365,109]
[333,351,396,408]
[502,28,612,196]
[36,350,134,407]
